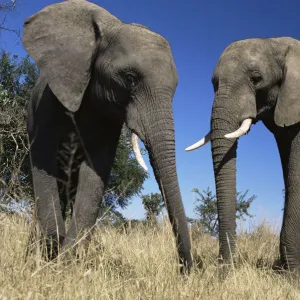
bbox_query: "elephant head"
[22,0,192,270]
[186,37,300,266]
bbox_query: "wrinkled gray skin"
[207,37,300,274]
[22,0,192,272]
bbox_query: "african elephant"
[22,0,192,271]
[186,37,300,274]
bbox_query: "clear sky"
[1,0,300,226]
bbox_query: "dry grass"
[0,215,299,299]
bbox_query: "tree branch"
[0,1,16,11]
[0,1,20,38]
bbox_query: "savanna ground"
[1,214,300,299]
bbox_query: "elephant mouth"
[254,106,275,123]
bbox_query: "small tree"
[192,187,256,236]
[142,192,164,222]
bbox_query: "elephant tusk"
[224,118,252,139]
[185,132,211,151]
[131,133,148,171]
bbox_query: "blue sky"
[1,0,300,226]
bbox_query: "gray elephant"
[22,0,192,271]
[186,37,300,274]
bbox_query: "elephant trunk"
[127,93,192,271]
[145,109,192,270]
[211,101,239,263]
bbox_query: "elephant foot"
[61,232,92,261]
[178,254,193,277]
[75,238,91,260]
[215,256,236,281]
[179,261,192,277]
[45,237,62,260]
[34,234,65,262]
[25,225,66,263]
[217,263,233,281]
[272,256,300,274]
[272,259,300,287]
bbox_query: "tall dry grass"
[0,214,299,300]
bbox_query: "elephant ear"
[274,41,300,127]
[22,0,103,112]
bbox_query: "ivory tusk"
[185,132,211,151]
[131,133,148,171]
[224,118,252,139]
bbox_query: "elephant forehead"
[132,53,178,86]
[104,52,178,88]
[111,27,178,83]
[217,47,269,74]
[215,55,240,75]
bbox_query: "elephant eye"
[250,72,263,85]
[211,77,219,92]
[212,80,219,92]
[125,74,138,89]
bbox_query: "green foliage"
[99,126,149,222]
[192,187,256,236]
[0,50,39,200]
[141,192,164,221]
[105,127,148,210]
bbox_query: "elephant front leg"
[61,161,105,255]
[31,160,66,260]
[276,130,300,275]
